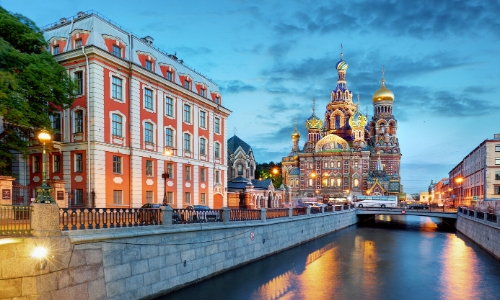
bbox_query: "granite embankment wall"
[456,213,500,260]
[0,208,357,300]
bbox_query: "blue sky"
[2,0,499,193]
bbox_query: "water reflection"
[162,216,500,300]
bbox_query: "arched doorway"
[214,194,223,208]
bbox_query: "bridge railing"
[230,209,260,221]
[0,205,32,236]
[172,208,223,224]
[458,206,500,227]
[293,207,307,216]
[266,209,289,219]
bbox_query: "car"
[186,205,211,211]
[183,205,220,222]
[407,204,429,210]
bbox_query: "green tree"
[255,161,283,189]
[0,7,76,175]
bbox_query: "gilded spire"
[312,98,316,115]
[340,44,343,60]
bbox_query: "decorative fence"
[459,207,500,226]
[59,208,161,231]
[266,209,289,219]
[230,209,260,221]
[0,205,32,236]
[293,207,307,216]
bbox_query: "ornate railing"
[476,211,485,220]
[266,209,288,219]
[230,209,260,221]
[486,213,497,223]
[172,209,222,224]
[468,210,474,217]
[324,206,334,213]
[59,208,161,231]
[0,205,32,236]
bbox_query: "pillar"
[0,176,15,205]
[47,179,68,208]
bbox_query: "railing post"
[497,213,500,227]
[161,205,173,228]
[306,206,311,216]
[484,212,488,222]
[321,206,325,214]
[260,208,267,222]
[288,207,293,218]
[31,203,61,237]
[222,207,231,224]
[474,210,477,219]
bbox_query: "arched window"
[308,178,313,187]
[336,178,342,187]
[354,178,359,187]
[238,164,243,175]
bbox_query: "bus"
[353,195,398,208]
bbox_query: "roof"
[251,179,272,189]
[227,135,252,154]
[289,168,300,175]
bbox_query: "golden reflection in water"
[252,270,296,300]
[377,214,392,222]
[440,234,480,300]
[350,236,380,299]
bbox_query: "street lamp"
[455,177,464,207]
[35,129,55,203]
[162,147,175,205]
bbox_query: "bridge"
[356,207,457,219]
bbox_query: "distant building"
[227,135,256,181]
[449,133,500,206]
[282,50,402,201]
[12,11,231,208]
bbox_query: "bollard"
[161,205,173,228]
[260,208,267,222]
[288,207,293,218]
[222,207,231,224]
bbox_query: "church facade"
[282,52,402,201]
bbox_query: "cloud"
[171,46,213,56]
[220,80,257,94]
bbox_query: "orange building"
[23,11,230,208]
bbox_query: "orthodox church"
[282,50,402,200]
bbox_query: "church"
[282,51,402,201]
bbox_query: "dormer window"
[166,71,172,81]
[200,88,206,97]
[75,39,82,48]
[53,45,60,55]
[215,96,220,104]
[183,79,191,90]
[112,45,121,57]
[145,60,152,71]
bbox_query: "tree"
[255,161,283,189]
[0,7,76,175]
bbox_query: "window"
[337,161,341,168]
[75,110,84,133]
[166,71,172,81]
[145,60,152,71]
[74,71,83,95]
[237,164,243,176]
[308,178,313,187]
[166,191,173,204]
[75,153,83,172]
[113,156,122,174]
[165,97,173,117]
[336,178,342,187]
[216,170,220,184]
[167,163,174,179]
[495,186,500,195]
[185,192,191,204]
[200,88,205,97]
[354,178,359,187]
[330,161,334,168]
[144,122,153,144]
[200,168,206,182]
[200,111,206,128]
[200,138,206,155]
[165,128,173,147]
[330,178,335,186]
[214,117,220,134]
[183,104,191,123]
[200,193,206,204]
[146,191,153,203]
[324,162,328,168]
[144,89,153,110]
[496,144,500,152]
[496,172,500,180]
[112,114,123,137]
[184,133,191,152]
[183,79,190,90]
[53,155,60,173]
[215,143,220,158]
[75,39,82,48]
[354,161,358,168]
[185,166,191,180]
[33,156,40,173]
[295,179,299,186]
[53,45,60,55]
[113,190,122,205]
[112,45,121,57]
[112,76,122,100]
[496,158,500,165]
[215,96,220,105]
[51,113,61,131]
[75,189,84,206]
[146,160,153,177]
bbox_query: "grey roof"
[227,135,252,154]
[251,179,272,189]
[227,176,252,190]
[289,168,300,175]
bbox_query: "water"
[161,216,500,300]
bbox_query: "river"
[161,215,500,300]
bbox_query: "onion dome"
[305,114,323,130]
[291,121,300,139]
[348,108,367,129]
[336,59,348,71]
[373,66,394,103]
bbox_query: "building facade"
[15,11,230,208]
[227,135,256,181]
[282,52,402,200]
[449,133,500,207]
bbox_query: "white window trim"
[165,96,176,119]
[199,110,207,129]
[108,72,126,103]
[214,116,221,135]
[74,153,84,173]
[142,119,157,146]
[143,86,156,112]
[183,131,192,153]
[183,103,192,124]
[70,67,86,97]
[214,141,221,159]
[199,137,207,156]
[71,106,86,137]
[164,126,176,148]
[109,110,127,146]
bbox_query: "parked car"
[407,204,429,210]
[182,205,220,222]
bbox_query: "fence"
[0,205,32,236]
[458,207,500,227]
[230,209,260,221]
[266,209,289,219]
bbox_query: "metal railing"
[486,213,497,223]
[266,209,288,219]
[458,207,499,225]
[476,211,485,220]
[59,208,161,231]
[0,205,32,236]
[293,207,307,216]
[172,209,222,224]
[230,209,260,221]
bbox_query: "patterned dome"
[336,59,348,71]
[348,109,367,129]
[305,114,323,130]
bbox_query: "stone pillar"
[321,206,325,214]
[222,207,231,224]
[161,205,173,228]
[497,214,500,227]
[47,179,68,208]
[260,208,266,222]
[306,206,311,216]
[245,193,254,209]
[31,203,61,237]
[474,210,477,219]
[288,207,293,218]
[0,176,15,205]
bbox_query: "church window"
[330,178,335,186]
[309,162,313,169]
[330,161,334,168]
[238,164,243,175]
[295,179,299,186]
[324,162,328,168]
[335,116,340,129]
[308,178,313,187]
[354,161,358,168]
[354,178,359,187]
[336,178,342,187]
[337,161,341,168]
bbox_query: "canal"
[161,215,500,300]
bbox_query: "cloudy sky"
[2,0,499,193]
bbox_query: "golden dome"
[372,80,394,103]
[292,130,300,139]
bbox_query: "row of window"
[306,161,362,169]
[113,190,207,205]
[304,178,360,188]
[33,154,84,174]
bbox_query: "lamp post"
[162,147,174,205]
[455,176,464,207]
[35,129,55,203]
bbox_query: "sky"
[2,0,499,193]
